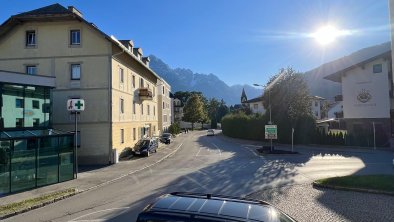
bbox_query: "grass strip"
[315,175,394,193]
[0,188,77,217]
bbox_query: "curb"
[0,141,184,220]
[0,189,80,220]
[312,182,394,196]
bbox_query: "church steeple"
[241,88,247,103]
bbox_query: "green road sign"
[265,125,277,139]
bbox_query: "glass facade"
[0,132,74,195]
[1,84,50,129]
[0,82,74,195]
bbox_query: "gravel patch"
[248,184,394,222]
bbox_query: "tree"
[183,94,206,130]
[208,98,220,129]
[262,67,315,143]
[217,99,229,122]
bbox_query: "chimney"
[68,6,83,18]
[142,57,150,67]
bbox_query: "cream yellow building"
[157,79,172,133]
[0,4,166,164]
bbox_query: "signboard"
[67,99,85,111]
[265,125,277,139]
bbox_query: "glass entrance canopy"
[0,129,74,195]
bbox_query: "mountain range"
[149,55,261,105]
[151,42,389,105]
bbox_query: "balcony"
[138,88,153,100]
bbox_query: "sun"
[312,25,342,45]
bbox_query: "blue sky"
[1,0,390,86]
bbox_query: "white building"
[157,79,172,133]
[244,96,265,114]
[310,96,325,120]
[323,42,392,146]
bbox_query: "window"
[253,104,258,110]
[119,68,124,83]
[315,101,318,107]
[16,118,23,128]
[133,101,136,114]
[121,129,124,144]
[120,98,124,114]
[148,105,150,115]
[162,86,165,94]
[33,118,40,127]
[164,115,167,123]
[373,64,382,73]
[132,75,135,88]
[71,64,81,80]
[26,31,36,46]
[133,128,136,140]
[26,65,37,75]
[70,29,81,45]
[16,98,24,108]
[140,78,144,88]
[163,102,165,109]
[141,104,144,115]
[315,111,319,117]
[153,106,155,116]
[32,100,39,109]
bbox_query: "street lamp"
[254,83,273,152]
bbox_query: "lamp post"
[254,83,273,151]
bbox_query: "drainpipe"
[109,48,125,164]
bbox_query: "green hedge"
[221,112,316,144]
[221,113,267,141]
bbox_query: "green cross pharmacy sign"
[67,99,85,112]
[265,125,277,139]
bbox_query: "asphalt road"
[5,130,394,222]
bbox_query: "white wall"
[328,102,343,119]
[248,101,265,114]
[311,99,322,119]
[342,58,390,119]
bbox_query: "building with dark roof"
[0,4,170,164]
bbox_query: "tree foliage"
[262,67,312,126]
[182,94,206,130]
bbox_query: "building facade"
[173,98,183,123]
[157,79,172,133]
[324,48,393,146]
[0,4,165,164]
[0,70,74,195]
[310,96,325,120]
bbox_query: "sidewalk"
[0,134,186,207]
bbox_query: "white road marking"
[195,147,202,157]
[212,143,222,155]
[69,207,130,222]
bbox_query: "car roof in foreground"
[140,192,294,222]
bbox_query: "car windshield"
[162,133,171,137]
[136,140,150,147]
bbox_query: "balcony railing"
[138,88,153,100]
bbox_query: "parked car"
[207,129,215,136]
[134,138,158,157]
[136,192,297,222]
[160,133,172,144]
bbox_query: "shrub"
[168,122,181,135]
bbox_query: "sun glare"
[311,25,351,46]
